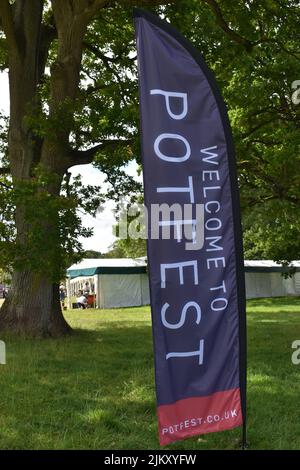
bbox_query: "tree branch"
[69,143,104,166]
[241,118,279,139]
[65,170,72,197]
[0,0,19,52]
[119,0,176,6]
[0,167,10,175]
[204,0,300,60]
[83,81,109,95]
[83,42,128,104]
[38,20,57,83]
[254,38,300,62]
[203,0,253,51]
[68,139,133,166]
[0,180,11,189]
[80,0,177,22]
[81,0,114,21]
[83,41,134,64]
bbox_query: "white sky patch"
[0,71,9,114]
[69,164,116,253]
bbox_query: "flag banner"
[134,9,246,446]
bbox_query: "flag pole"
[239,291,248,450]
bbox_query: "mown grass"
[0,297,300,450]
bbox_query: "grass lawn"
[0,297,300,450]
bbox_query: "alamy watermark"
[291,340,300,365]
[291,80,300,105]
[0,340,6,365]
[113,199,212,251]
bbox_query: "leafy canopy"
[1,0,300,281]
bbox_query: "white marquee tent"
[67,258,150,309]
[66,258,300,309]
[244,260,300,299]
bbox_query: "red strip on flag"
[158,388,242,445]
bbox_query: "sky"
[0,71,141,253]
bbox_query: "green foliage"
[107,237,146,259]
[79,4,144,198]
[102,0,300,262]
[243,199,300,263]
[82,250,103,258]
[0,2,146,281]
[0,36,8,70]
[87,0,300,263]
[107,194,147,258]
[0,166,107,281]
[1,0,300,283]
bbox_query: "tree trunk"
[0,271,71,337]
[0,1,96,337]
[0,144,73,337]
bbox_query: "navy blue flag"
[134,9,246,446]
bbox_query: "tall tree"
[108,0,300,263]
[0,0,299,337]
[175,0,300,262]
[0,0,173,337]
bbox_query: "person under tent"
[76,291,88,309]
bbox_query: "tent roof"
[67,258,300,279]
[67,258,147,278]
[244,260,300,272]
